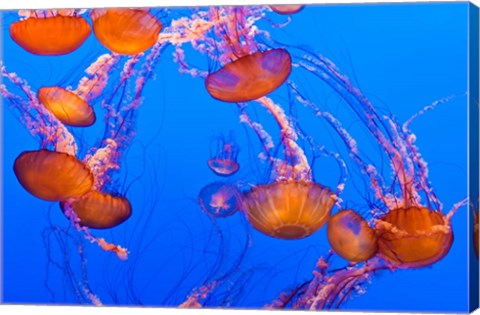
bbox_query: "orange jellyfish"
[90,8,162,55]
[243,180,335,239]
[38,86,96,127]
[327,210,378,262]
[375,207,453,268]
[9,10,91,56]
[269,5,305,15]
[13,149,93,201]
[61,191,132,229]
[205,48,292,103]
[198,182,242,218]
[208,134,240,176]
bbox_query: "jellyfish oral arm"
[255,96,311,181]
[74,53,121,103]
[63,202,129,261]
[1,65,78,154]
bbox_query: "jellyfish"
[243,180,335,240]
[269,5,305,15]
[60,191,132,229]
[9,10,91,56]
[327,210,378,263]
[13,149,94,201]
[198,182,242,218]
[90,8,162,55]
[205,49,292,103]
[208,133,240,176]
[158,7,292,103]
[375,207,452,268]
[37,86,96,127]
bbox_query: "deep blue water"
[1,2,474,312]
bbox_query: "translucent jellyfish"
[205,49,292,103]
[60,191,132,229]
[198,182,242,218]
[37,86,96,127]
[269,5,305,15]
[327,210,378,262]
[208,134,240,176]
[13,149,93,201]
[375,207,453,268]
[10,10,91,55]
[243,180,335,239]
[90,8,163,55]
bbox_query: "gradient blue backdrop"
[1,2,473,312]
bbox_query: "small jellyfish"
[375,207,453,268]
[327,210,378,262]
[198,182,242,218]
[60,191,132,229]
[10,11,91,55]
[269,5,305,15]
[90,8,162,55]
[242,180,335,240]
[205,48,292,103]
[13,149,93,201]
[37,86,96,127]
[208,134,240,176]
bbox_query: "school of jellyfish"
[0,4,474,311]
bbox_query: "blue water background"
[1,2,471,312]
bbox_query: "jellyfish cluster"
[1,4,471,310]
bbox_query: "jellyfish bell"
[242,180,335,240]
[9,10,91,56]
[13,149,93,201]
[327,209,378,262]
[198,182,242,218]
[269,5,305,15]
[375,207,453,269]
[205,48,292,103]
[208,134,241,177]
[37,86,96,127]
[208,158,240,177]
[90,8,162,55]
[60,191,132,229]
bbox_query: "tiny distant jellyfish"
[198,182,242,218]
[13,149,94,201]
[208,134,240,176]
[327,210,378,262]
[90,8,163,55]
[37,86,96,127]
[60,191,132,229]
[205,49,292,103]
[9,9,91,55]
[269,5,305,15]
